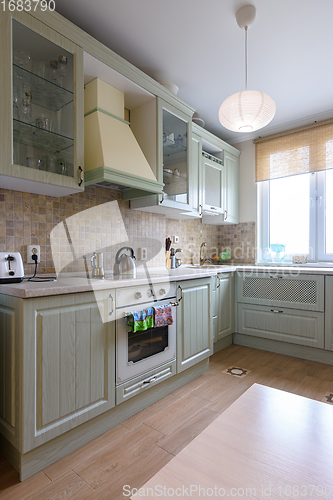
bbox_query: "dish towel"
[126,307,154,333]
[154,305,173,328]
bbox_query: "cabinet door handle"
[271,309,284,313]
[224,210,228,220]
[199,204,203,217]
[270,275,283,279]
[210,206,217,210]
[216,276,221,289]
[78,166,84,186]
[142,377,156,385]
[109,294,115,316]
[159,192,165,204]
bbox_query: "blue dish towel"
[126,307,154,333]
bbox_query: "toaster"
[0,252,24,284]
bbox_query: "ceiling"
[55,0,333,145]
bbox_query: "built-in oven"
[116,282,179,384]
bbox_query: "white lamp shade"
[219,90,276,133]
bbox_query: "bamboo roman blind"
[255,119,333,182]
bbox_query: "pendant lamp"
[218,5,276,133]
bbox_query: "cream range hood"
[84,79,163,199]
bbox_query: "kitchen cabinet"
[0,10,84,196]
[202,154,225,215]
[223,151,240,224]
[216,272,235,341]
[236,271,325,348]
[0,290,115,454]
[325,276,333,350]
[130,98,200,218]
[176,277,213,372]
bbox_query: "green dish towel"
[126,307,154,333]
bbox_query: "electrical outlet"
[27,245,40,264]
[172,236,179,244]
[138,247,148,261]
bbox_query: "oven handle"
[170,285,183,307]
[123,286,183,317]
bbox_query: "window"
[256,120,333,264]
[258,170,333,263]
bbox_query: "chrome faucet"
[200,242,210,266]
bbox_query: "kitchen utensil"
[91,251,105,279]
[114,247,136,277]
[166,238,171,251]
[0,252,24,283]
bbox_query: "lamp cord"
[245,26,248,91]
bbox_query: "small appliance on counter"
[91,252,105,279]
[0,252,24,284]
[114,247,137,278]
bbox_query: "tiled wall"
[0,186,255,276]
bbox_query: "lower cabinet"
[216,272,235,341]
[0,290,116,454]
[176,277,213,373]
[238,303,324,348]
[325,276,333,351]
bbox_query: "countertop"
[2,263,333,298]
[0,265,237,299]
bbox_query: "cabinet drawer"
[236,272,324,312]
[116,360,176,405]
[238,303,324,348]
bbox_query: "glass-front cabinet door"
[158,99,192,211]
[0,11,84,195]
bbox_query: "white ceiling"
[55,0,333,145]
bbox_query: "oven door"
[116,299,176,384]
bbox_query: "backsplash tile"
[0,186,256,275]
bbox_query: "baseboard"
[233,333,333,365]
[213,335,233,353]
[2,359,209,481]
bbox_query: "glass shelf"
[163,137,187,157]
[13,64,73,112]
[13,119,74,153]
[163,169,187,183]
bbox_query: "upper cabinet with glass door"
[130,98,198,218]
[0,11,84,196]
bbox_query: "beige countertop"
[0,265,237,299]
[2,263,333,298]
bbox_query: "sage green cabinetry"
[0,290,115,454]
[236,271,324,348]
[325,276,333,350]
[0,10,84,196]
[216,273,235,340]
[176,277,213,372]
[202,156,224,215]
[223,151,240,224]
[130,98,199,218]
[192,124,240,225]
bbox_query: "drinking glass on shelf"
[48,60,58,84]
[58,56,68,86]
[57,158,67,175]
[26,157,41,169]
[20,92,32,124]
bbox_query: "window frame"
[257,171,333,264]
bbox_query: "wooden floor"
[1,345,333,499]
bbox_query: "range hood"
[84,79,163,199]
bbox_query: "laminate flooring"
[1,345,333,499]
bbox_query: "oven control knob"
[159,289,166,296]
[135,292,142,299]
